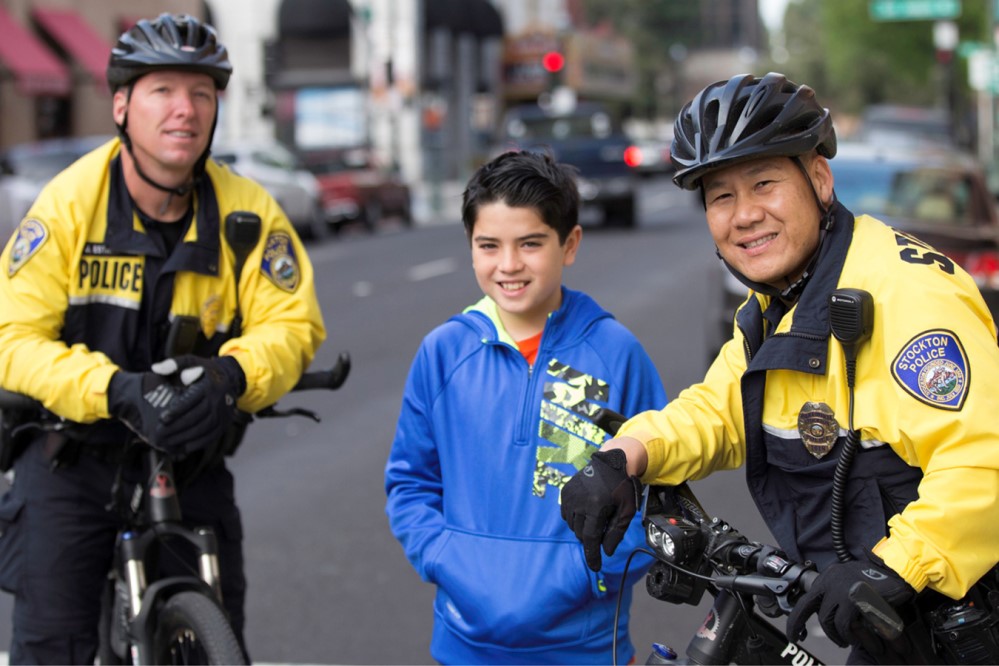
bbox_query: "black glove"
[560,448,643,572]
[147,355,246,458]
[107,370,187,448]
[786,555,915,647]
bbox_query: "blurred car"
[629,138,674,178]
[0,135,112,247]
[625,122,675,179]
[299,147,412,233]
[494,101,639,227]
[852,104,954,149]
[708,142,999,356]
[210,141,326,241]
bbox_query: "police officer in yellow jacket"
[0,14,324,663]
[560,73,999,664]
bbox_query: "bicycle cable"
[613,548,656,666]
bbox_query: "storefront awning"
[32,7,111,90]
[0,6,70,96]
[425,0,503,38]
[278,0,352,39]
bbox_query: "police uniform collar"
[105,155,222,275]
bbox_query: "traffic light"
[541,51,565,91]
[541,51,565,73]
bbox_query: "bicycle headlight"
[645,515,703,565]
[646,522,663,550]
[659,530,677,560]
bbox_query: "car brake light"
[623,145,642,168]
[963,250,999,289]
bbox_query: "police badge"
[797,401,840,459]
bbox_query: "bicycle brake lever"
[849,581,904,640]
[255,406,321,422]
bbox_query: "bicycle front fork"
[120,526,224,617]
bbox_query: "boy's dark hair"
[461,150,580,243]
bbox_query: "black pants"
[0,438,247,665]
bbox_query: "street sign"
[869,0,961,21]
[968,50,999,94]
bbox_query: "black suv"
[495,102,638,227]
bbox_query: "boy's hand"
[560,449,643,571]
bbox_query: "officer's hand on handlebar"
[107,370,188,448]
[147,355,246,458]
[560,448,643,572]
[786,553,914,647]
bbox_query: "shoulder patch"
[891,329,969,410]
[260,232,300,292]
[7,218,49,277]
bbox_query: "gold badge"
[200,295,221,337]
[797,401,840,459]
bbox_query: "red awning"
[0,6,70,96]
[32,7,111,91]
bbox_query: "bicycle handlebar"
[0,351,352,413]
[592,406,904,643]
[291,352,350,392]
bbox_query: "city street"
[0,177,846,663]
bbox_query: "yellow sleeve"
[213,173,326,412]
[622,335,748,485]
[0,186,118,422]
[856,219,999,599]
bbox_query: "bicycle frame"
[0,352,352,664]
[649,587,826,665]
[104,447,231,664]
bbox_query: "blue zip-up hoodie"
[385,287,667,664]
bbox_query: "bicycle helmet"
[670,72,836,190]
[107,13,232,91]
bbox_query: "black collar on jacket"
[736,201,856,376]
[105,155,222,276]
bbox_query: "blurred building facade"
[0,0,202,148]
[0,0,764,221]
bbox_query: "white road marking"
[406,257,458,282]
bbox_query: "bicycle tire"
[152,591,246,665]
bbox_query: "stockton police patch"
[7,218,48,277]
[892,329,969,411]
[261,232,300,293]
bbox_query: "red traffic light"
[541,51,565,73]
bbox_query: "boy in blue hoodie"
[384,150,667,664]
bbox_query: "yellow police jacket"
[621,211,999,601]
[0,138,325,423]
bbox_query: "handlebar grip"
[800,569,819,591]
[592,407,628,436]
[0,389,41,411]
[292,352,351,392]
[849,581,904,640]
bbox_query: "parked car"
[494,101,639,227]
[0,135,112,247]
[707,142,999,356]
[210,141,326,241]
[852,104,954,149]
[300,147,412,233]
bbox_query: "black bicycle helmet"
[107,13,232,91]
[670,72,836,190]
